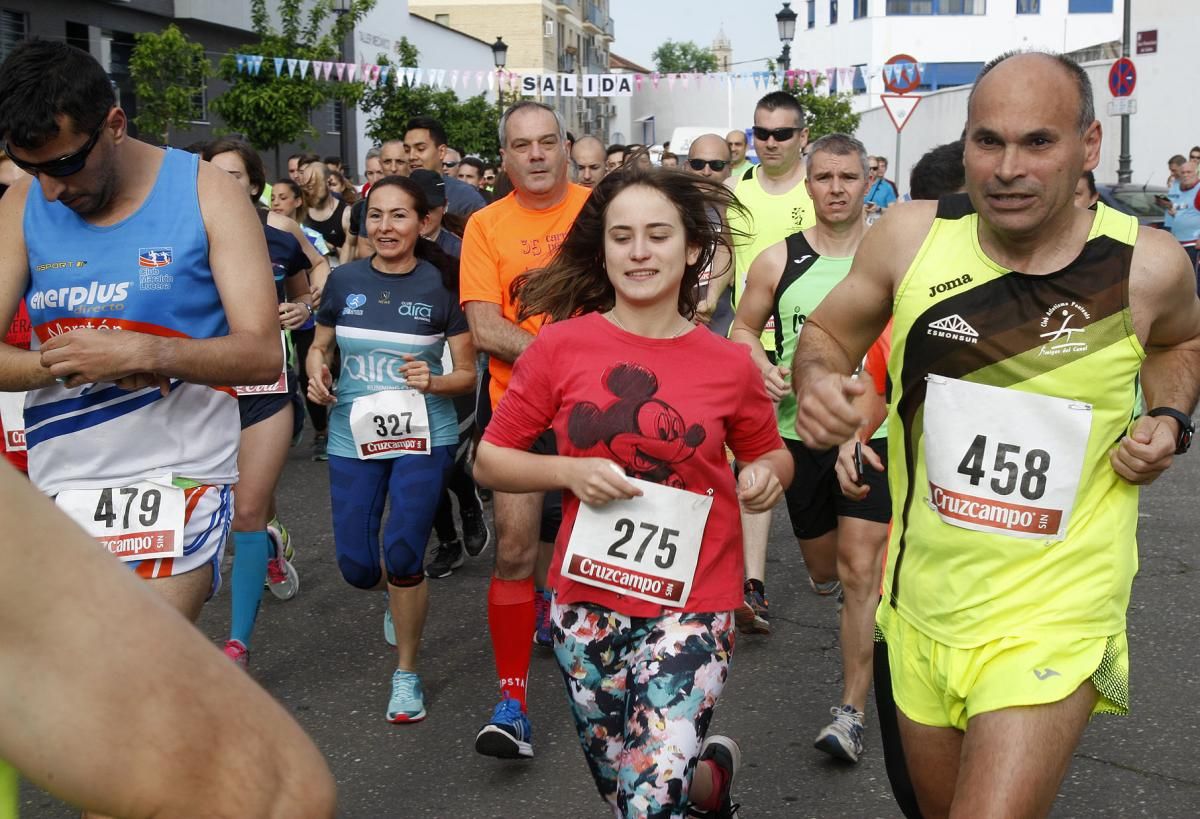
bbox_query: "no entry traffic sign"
[1109,57,1136,98]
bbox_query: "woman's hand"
[399,354,432,394]
[564,460,643,506]
[306,363,336,406]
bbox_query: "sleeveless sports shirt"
[769,233,885,442]
[23,148,240,496]
[0,759,14,819]
[880,195,1143,647]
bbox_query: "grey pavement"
[19,432,1200,818]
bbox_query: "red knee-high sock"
[488,575,536,711]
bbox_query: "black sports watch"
[1147,407,1194,454]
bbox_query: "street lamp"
[491,36,509,114]
[776,1,797,74]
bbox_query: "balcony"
[555,0,579,14]
[582,1,605,33]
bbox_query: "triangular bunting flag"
[436,69,446,88]
[235,54,247,74]
[346,64,357,81]
[486,70,495,91]
[650,72,660,89]
[286,58,299,77]
[413,68,423,86]
[299,59,311,78]
[475,70,484,89]
[377,65,387,84]
[335,62,347,81]
[273,57,285,76]
[449,69,459,89]
[250,56,264,75]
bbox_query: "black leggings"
[291,326,328,434]
[432,392,481,542]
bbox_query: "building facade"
[795,0,1122,109]
[0,0,495,181]
[409,0,616,141]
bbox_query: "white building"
[855,0,1193,195]
[795,0,1122,110]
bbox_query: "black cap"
[409,169,446,208]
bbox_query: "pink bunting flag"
[634,74,643,91]
[335,62,347,81]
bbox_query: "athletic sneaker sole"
[813,732,860,763]
[267,561,300,600]
[734,603,771,635]
[387,709,427,724]
[474,725,533,759]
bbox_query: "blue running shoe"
[814,704,865,762]
[474,693,533,759]
[383,607,396,646]
[386,670,426,723]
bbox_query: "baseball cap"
[409,169,446,208]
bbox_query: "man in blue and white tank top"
[0,41,283,620]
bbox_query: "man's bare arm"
[0,463,336,818]
[730,241,788,398]
[464,301,535,364]
[0,179,56,390]
[791,202,934,446]
[1112,228,1200,484]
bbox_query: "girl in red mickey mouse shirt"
[475,165,793,819]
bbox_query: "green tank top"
[1,759,17,819]
[879,195,1143,648]
[728,164,815,352]
[770,233,884,442]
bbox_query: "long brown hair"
[515,164,743,322]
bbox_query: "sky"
[607,0,785,73]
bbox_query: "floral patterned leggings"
[551,600,735,819]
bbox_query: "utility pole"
[1117,0,1132,184]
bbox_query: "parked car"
[1096,182,1169,228]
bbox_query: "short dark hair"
[606,144,626,158]
[0,40,116,150]
[202,138,266,200]
[969,51,1093,134]
[1170,154,1187,167]
[755,91,805,128]
[405,116,448,147]
[1192,146,1200,155]
[909,140,966,201]
[459,156,485,174]
[323,155,343,166]
[806,133,868,176]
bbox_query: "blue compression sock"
[230,529,271,647]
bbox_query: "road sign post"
[1116,3,1133,184]
[882,55,922,199]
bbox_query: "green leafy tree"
[210,0,375,152]
[787,77,861,141]
[652,40,719,74]
[359,39,499,158]
[129,25,210,145]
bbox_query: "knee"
[387,570,424,589]
[837,549,883,593]
[337,555,381,589]
[232,496,271,531]
[494,538,536,579]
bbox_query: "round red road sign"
[884,54,921,95]
[1109,57,1136,98]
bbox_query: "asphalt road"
[19,430,1200,818]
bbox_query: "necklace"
[606,310,691,339]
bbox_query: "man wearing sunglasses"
[687,134,735,334]
[0,41,283,624]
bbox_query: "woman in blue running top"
[306,175,476,723]
[204,139,328,668]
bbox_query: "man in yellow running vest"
[792,51,1200,817]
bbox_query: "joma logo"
[929,273,972,298]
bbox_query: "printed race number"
[606,519,679,569]
[349,389,430,458]
[0,390,26,452]
[923,375,1091,540]
[564,476,713,607]
[56,480,186,561]
[956,435,1051,501]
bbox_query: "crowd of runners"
[1,37,1198,819]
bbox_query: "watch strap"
[1147,407,1194,454]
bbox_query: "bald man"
[686,134,735,336]
[571,135,606,188]
[727,128,751,180]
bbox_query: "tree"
[788,77,861,141]
[210,0,375,152]
[359,39,500,158]
[129,25,210,145]
[652,40,719,74]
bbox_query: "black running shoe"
[461,498,492,557]
[425,540,465,578]
[689,735,741,818]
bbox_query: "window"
[328,100,342,135]
[886,0,985,13]
[1068,0,1112,11]
[434,13,449,25]
[830,0,838,23]
[854,0,869,17]
[190,81,208,125]
[1016,0,1039,12]
[0,9,26,62]
[808,0,816,28]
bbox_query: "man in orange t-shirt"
[459,100,590,761]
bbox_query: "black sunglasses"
[442,160,459,169]
[688,158,728,172]
[752,126,798,142]
[4,118,108,178]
